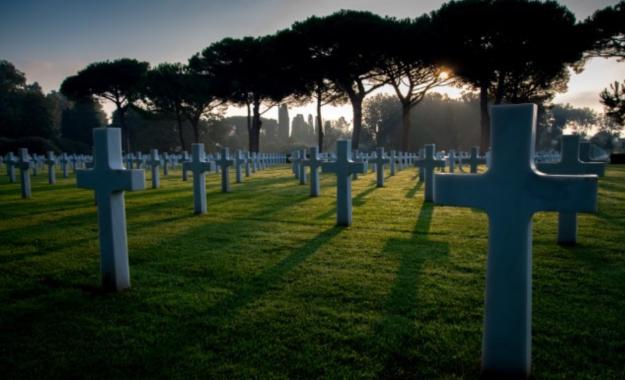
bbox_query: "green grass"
[0,164,624,379]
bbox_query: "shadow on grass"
[375,202,451,379]
[405,181,423,199]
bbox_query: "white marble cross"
[302,146,322,197]
[434,104,598,377]
[234,149,245,183]
[373,147,390,187]
[45,151,56,185]
[5,152,17,183]
[415,144,445,202]
[468,146,487,173]
[321,140,366,226]
[299,149,307,185]
[183,144,212,214]
[148,149,161,189]
[216,147,234,192]
[76,128,145,291]
[17,149,32,198]
[536,135,604,244]
[245,152,251,177]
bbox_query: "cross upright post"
[234,149,245,183]
[390,150,397,176]
[45,151,56,185]
[148,149,161,189]
[17,148,32,199]
[321,140,366,226]
[434,104,598,378]
[302,146,323,196]
[163,153,169,176]
[374,147,390,187]
[415,144,445,201]
[216,147,234,193]
[299,149,307,185]
[184,144,212,214]
[6,152,17,183]
[536,134,605,244]
[245,152,251,177]
[468,146,487,173]
[76,128,145,291]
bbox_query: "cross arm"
[434,173,489,211]
[530,172,597,214]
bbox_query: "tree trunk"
[494,74,506,105]
[351,96,363,150]
[316,90,324,153]
[480,80,491,153]
[246,101,252,137]
[175,109,186,151]
[191,115,200,144]
[401,102,412,151]
[249,98,262,153]
[117,104,131,152]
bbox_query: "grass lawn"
[0,164,624,379]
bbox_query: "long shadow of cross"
[373,202,455,379]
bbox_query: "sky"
[1,0,623,123]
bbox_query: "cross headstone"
[468,146,487,174]
[390,150,397,176]
[373,147,390,187]
[184,144,212,214]
[148,149,161,189]
[234,149,244,183]
[302,146,322,197]
[17,149,32,198]
[321,140,366,226]
[163,153,170,176]
[434,104,597,377]
[415,144,445,201]
[299,149,307,185]
[245,152,251,177]
[216,147,234,193]
[76,128,145,291]
[5,152,17,183]
[181,151,190,181]
[45,151,56,184]
[536,134,604,244]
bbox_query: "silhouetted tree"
[601,81,625,126]
[377,15,454,151]
[277,27,347,152]
[192,36,292,152]
[61,100,107,145]
[143,63,190,150]
[0,61,54,140]
[291,11,389,150]
[584,1,625,60]
[430,0,586,152]
[60,58,149,151]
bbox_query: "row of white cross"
[2,104,606,378]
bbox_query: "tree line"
[2,0,624,154]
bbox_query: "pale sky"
[1,0,622,123]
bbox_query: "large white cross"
[415,144,445,202]
[536,135,604,244]
[321,139,365,226]
[434,104,597,377]
[76,128,145,291]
